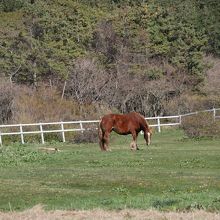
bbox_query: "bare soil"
[0,205,220,220]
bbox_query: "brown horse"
[98,112,152,151]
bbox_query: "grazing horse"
[98,112,152,151]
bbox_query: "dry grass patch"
[0,205,220,220]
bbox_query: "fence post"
[79,121,84,133]
[213,108,216,121]
[20,124,24,144]
[61,122,66,142]
[157,117,161,133]
[179,115,182,125]
[39,123,45,144]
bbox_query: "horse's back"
[100,112,144,123]
[100,112,147,133]
[126,112,146,123]
[100,113,125,125]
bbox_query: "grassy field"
[0,129,220,212]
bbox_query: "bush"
[181,112,220,138]
[0,79,14,124]
[0,0,24,12]
[165,93,220,116]
[73,130,98,144]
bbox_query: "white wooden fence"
[0,108,219,145]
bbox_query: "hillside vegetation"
[0,0,220,123]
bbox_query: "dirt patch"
[0,205,220,220]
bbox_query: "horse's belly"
[112,127,130,135]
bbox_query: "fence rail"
[0,108,219,145]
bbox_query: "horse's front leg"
[144,130,151,146]
[130,132,138,150]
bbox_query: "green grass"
[0,129,220,211]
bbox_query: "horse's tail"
[98,121,104,150]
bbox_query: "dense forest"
[0,0,220,123]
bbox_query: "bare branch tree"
[66,58,110,106]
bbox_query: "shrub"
[0,79,14,124]
[73,130,98,144]
[0,0,24,12]
[181,112,220,138]
[165,93,220,116]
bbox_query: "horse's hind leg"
[99,137,105,151]
[98,127,105,151]
[103,131,110,151]
[99,127,110,151]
